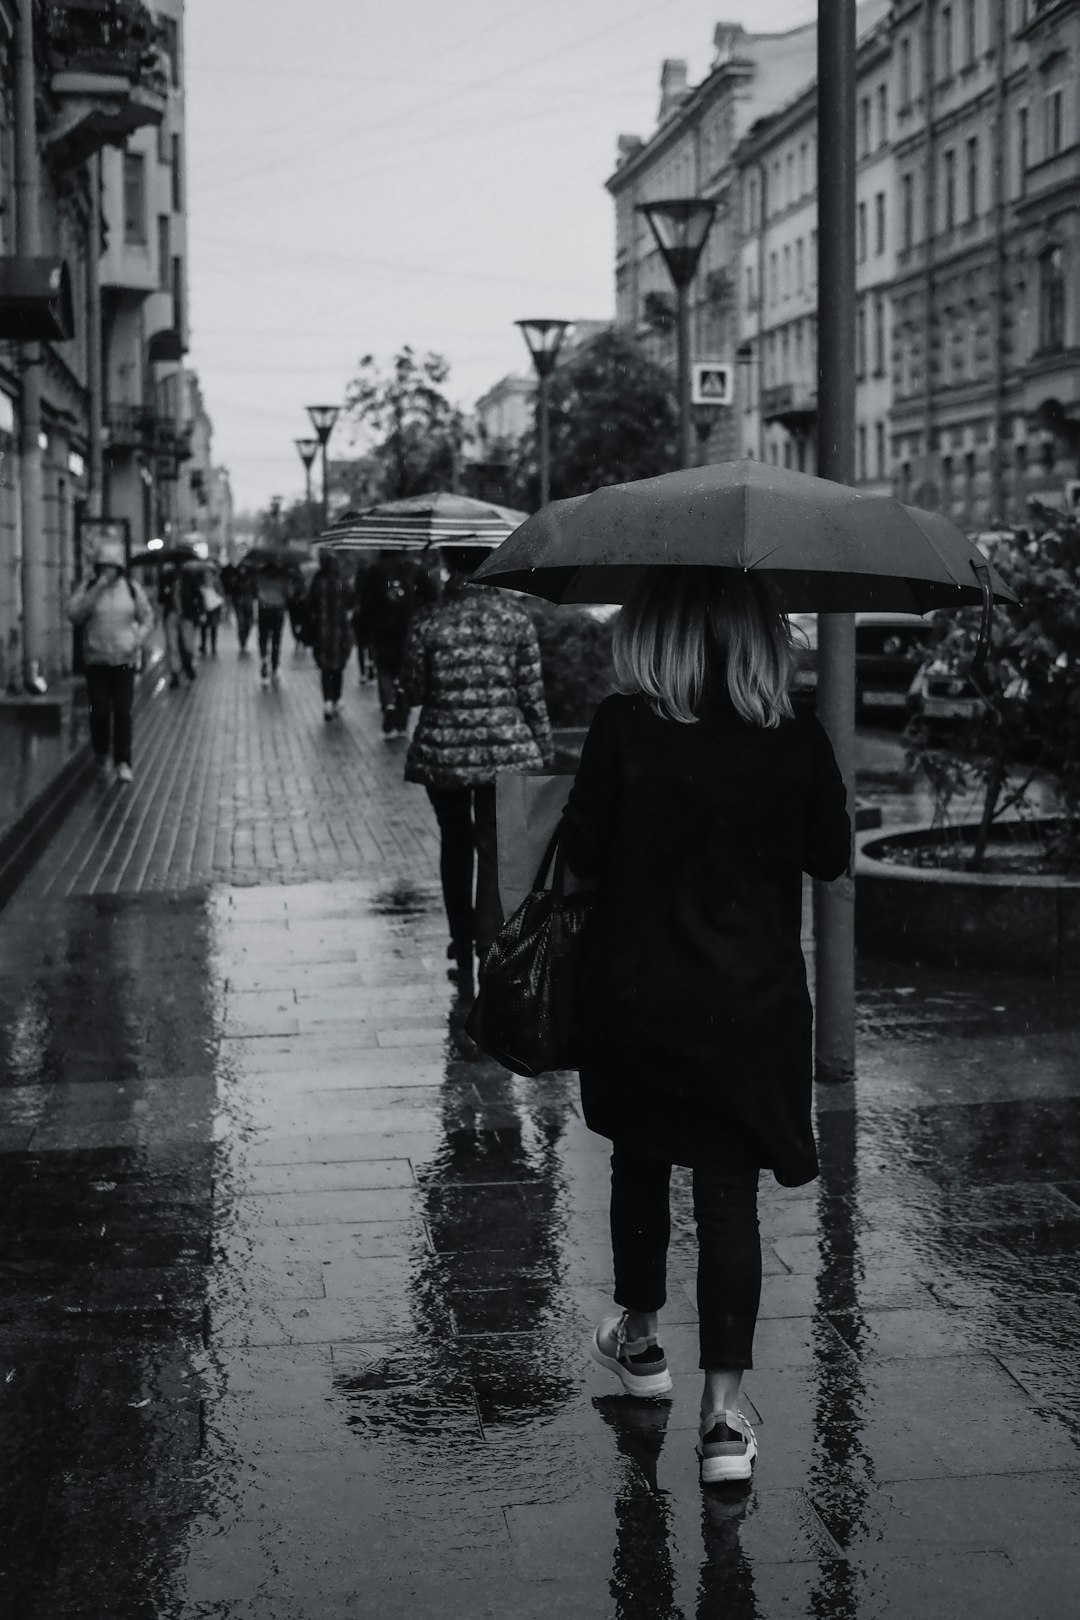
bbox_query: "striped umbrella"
[319,491,527,552]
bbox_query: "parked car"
[788,611,933,716]
[906,660,982,728]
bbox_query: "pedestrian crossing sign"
[691,362,732,407]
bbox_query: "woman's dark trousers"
[200,608,221,656]
[85,664,136,767]
[235,598,254,651]
[258,605,285,671]
[609,1143,761,1368]
[425,784,503,955]
[320,668,344,703]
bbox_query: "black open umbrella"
[130,543,199,567]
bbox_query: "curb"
[0,651,165,910]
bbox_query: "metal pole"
[677,281,692,471]
[304,463,313,538]
[814,0,858,1083]
[321,441,329,534]
[15,0,46,685]
[86,152,104,520]
[538,372,551,508]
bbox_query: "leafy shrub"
[529,601,616,728]
[905,515,1080,871]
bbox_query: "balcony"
[44,1,167,171]
[107,403,192,464]
[761,383,817,431]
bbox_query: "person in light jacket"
[67,538,154,783]
[400,546,554,1000]
[560,566,850,1487]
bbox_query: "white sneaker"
[697,1409,757,1484]
[590,1314,673,1398]
[115,762,133,784]
[323,700,333,721]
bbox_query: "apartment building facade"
[610,0,1080,527]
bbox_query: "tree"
[906,512,1080,871]
[508,328,678,509]
[344,346,464,501]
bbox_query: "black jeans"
[234,598,254,650]
[425,783,502,955]
[321,668,343,703]
[258,605,285,670]
[200,608,221,656]
[375,651,407,732]
[85,664,136,767]
[610,1143,761,1369]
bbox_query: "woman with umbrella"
[303,548,353,719]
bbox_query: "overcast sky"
[185,0,818,512]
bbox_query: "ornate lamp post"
[305,404,340,533]
[636,199,719,470]
[515,318,571,508]
[295,437,320,538]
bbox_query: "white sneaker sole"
[590,1332,673,1398]
[698,1438,757,1484]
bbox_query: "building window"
[171,134,183,213]
[857,200,867,263]
[899,36,912,107]
[786,151,794,202]
[902,172,914,248]
[157,214,170,289]
[810,228,817,285]
[966,136,979,219]
[873,294,886,375]
[859,96,871,158]
[943,148,956,230]
[877,82,888,147]
[940,5,954,79]
[1039,246,1066,351]
[745,265,755,308]
[857,423,867,481]
[746,175,758,232]
[942,454,953,504]
[772,160,781,212]
[795,237,805,295]
[875,190,886,254]
[1045,89,1064,157]
[123,153,146,243]
[964,0,977,64]
[160,15,180,87]
[798,141,807,194]
[856,298,867,378]
[171,256,184,336]
[876,420,887,479]
[769,250,778,305]
[782,243,791,298]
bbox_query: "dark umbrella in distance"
[130,543,199,568]
[239,543,309,572]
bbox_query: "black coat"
[560,692,850,1187]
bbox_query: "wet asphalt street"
[2,628,1079,1619]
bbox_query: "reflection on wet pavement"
[2,860,1080,1615]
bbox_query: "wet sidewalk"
[2,627,1079,1619]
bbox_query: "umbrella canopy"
[471,460,1017,614]
[320,491,527,553]
[130,543,199,567]
[238,543,309,572]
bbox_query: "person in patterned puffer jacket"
[400,546,554,1000]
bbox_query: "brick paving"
[24,622,438,898]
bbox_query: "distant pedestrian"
[287,570,309,651]
[67,537,154,784]
[177,565,204,667]
[159,565,196,687]
[560,567,850,1485]
[255,567,293,685]
[230,564,256,654]
[364,550,419,735]
[400,546,553,1001]
[304,548,353,720]
[198,567,225,656]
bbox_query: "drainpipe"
[990,0,1008,522]
[86,152,104,519]
[922,0,937,501]
[757,157,767,460]
[15,0,46,687]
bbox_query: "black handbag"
[465,830,594,1078]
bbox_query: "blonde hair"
[613,567,795,728]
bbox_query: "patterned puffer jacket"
[401,579,554,788]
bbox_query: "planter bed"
[856,819,1080,975]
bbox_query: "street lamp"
[515,318,571,508]
[295,437,320,538]
[305,404,340,533]
[636,198,719,470]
